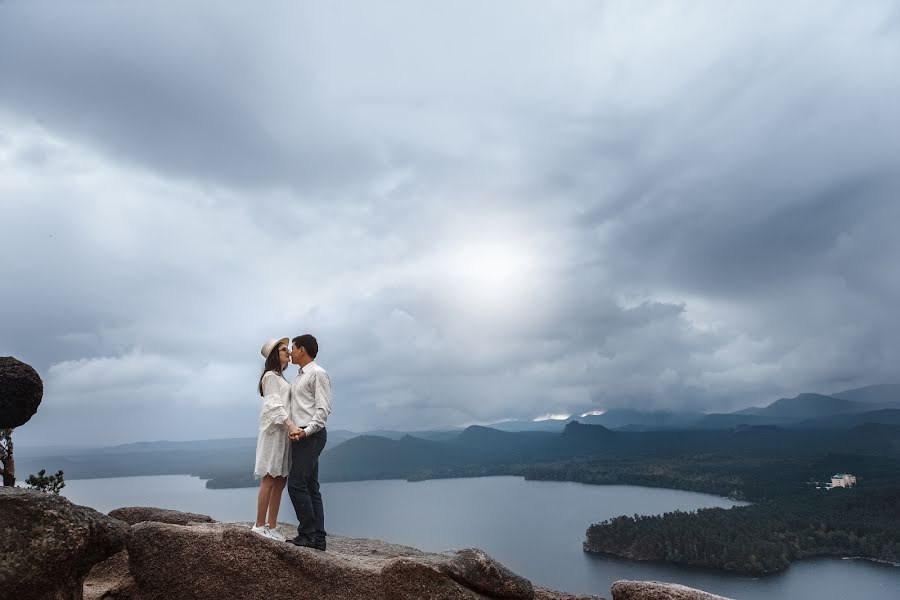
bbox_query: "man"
[286,333,332,550]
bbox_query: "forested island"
[584,487,900,574]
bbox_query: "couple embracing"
[252,334,331,550]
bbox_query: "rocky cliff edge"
[1,488,733,600]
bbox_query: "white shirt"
[290,361,332,436]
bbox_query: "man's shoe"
[288,535,318,549]
[314,538,326,551]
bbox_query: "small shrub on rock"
[26,469,65,495]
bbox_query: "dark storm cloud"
[2,1,899,444]
[0,2,380,192]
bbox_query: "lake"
[61,475,900,599]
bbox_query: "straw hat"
[260,337,290,359]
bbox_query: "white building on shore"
[830,473,857,488]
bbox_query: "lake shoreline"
[583,548,900,576]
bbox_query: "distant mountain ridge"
[314,419,900,485]
[17,384,900,485]
[486,384,900,432]
[712,385,900,427]
[480,419,568,433]
[580,409,705,429]
[831,383,900,404]
[734,393,874,419]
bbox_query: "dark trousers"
[288,427,327,541]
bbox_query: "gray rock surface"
[0,487,128,600]
[84,551,134,600]
[611,580,734,600]
[0,355,43,428]
[100,513,603,600]
[78,508,736,600]
[108,506,215,525]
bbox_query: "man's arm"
[302,371,332,437]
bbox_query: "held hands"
[288,426,306,441]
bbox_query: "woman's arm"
[260,373,290,429]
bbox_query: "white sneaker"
[267,527,286,542]
[251,525,270,539]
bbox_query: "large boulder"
[0,487,128,600]
[611,581,734,600]
[0,356,43,428]
[117,513,603,600]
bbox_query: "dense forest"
[516,452,900,501]
[584,486,900,574]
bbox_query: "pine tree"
[25,469,66,495]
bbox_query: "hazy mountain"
[448,426,563,462]
[579,409,704,429]
[730,406,767,415]
[321,434,462,480]
[18,417,900,485]
[315,419,900,485]
[104,437,257,453]
[95,430,364,453]
[749,393,874,420]
[482,419,568,433]
[724,386,900,422]
[487,411,704,432]
[451,425,553,444]
[489,387,900,433]
[16,444,256,481]
[352,429,462,441]
[692,413,791,429]
[11,443,105,457]
[831,384,900,405]
[16,384,900,485]
[725,391,900,423]
[559,421,614,438]
[795,409,900,429]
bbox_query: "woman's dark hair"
[258,344,287,396]
[292,334,318,359]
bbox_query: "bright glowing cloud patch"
[580,410,606,417]
[533,414,572,422]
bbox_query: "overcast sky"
[2,1,899,446]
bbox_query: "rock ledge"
[611,580,734,600]
[78,507,734,600]
[89,511,602,600]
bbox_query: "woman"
[252,337,298,541]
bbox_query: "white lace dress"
[254,371,292,479]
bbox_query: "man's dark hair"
[293,334,318,359]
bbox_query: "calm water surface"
[62,475,900,599]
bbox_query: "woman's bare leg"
[256,475,275,527]
[267,476,287,529]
